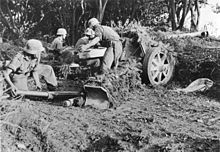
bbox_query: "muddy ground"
[1,36,220,152]
[1,81,220,152]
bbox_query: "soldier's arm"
[32,60,42,90]
[84,37,100,49]
[3,68,17,90]
[32,71,41,90]
[47,39,56,51]
[3,54,22,90]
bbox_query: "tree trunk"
[195,0,200,29]
[169,0,177,30]
[190,9,196,31]
[189,0,200,31]
[131,0,137,19]
[0,1,18,37]
[97,0,102,21]
[71,1,76,45]
[178,0,189,30]
[176,2,183,23]
[97,0,108,23]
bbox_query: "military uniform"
[75,36,89,51]
[7,52,57,91]
[94,25,122,73]
[75,36,100,68]
[51,36,64,60]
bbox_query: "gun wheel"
[143,46,175,86]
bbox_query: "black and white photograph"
[0,0,220,151]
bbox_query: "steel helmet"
[84,28,95,36]
[88,18,100,27]
[23,39,45,55]
[57,28,67,35]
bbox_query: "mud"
[1,79,220,151]
[1,35,220,152]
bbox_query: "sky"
[199,0,220,37]
[184,0,220,37]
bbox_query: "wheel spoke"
[157,53,162,63]
[161,53,167,64]
[152,70,159,80]
[157,72,163,82]
[152,58,159,66]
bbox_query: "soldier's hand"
[80,45,88,52]
[36,85,42,91]
[11,85,18,97]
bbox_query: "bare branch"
[5,0,17,30]
[0,7,11,30]
[81,0,84,15]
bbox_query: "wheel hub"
[158,65,164,72]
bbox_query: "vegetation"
[0,0,212,45]
[1,1,220,152]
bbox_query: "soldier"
[3,39,57,96]
[75,28,100,72]
[51,28,67,60]
[75,28,96,51]
[80,18,123,74]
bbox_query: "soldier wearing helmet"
[80,18,123,74]
[74,28,100,72]
[75,28,95,51]
[51,28,68,61]
[3,39,58,96]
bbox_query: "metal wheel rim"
[148,51,172,85]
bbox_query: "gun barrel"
[16,90,84,99]
[166,31,208,39]
[16,85,112,109]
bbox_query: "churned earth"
[1,79,220,152]
[1,34,220,152]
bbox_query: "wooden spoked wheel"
[143,47,175,86]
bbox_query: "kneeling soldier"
[3,39,58,96]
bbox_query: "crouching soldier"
[3,39,58,96]
[75,28,100,72]
[80,18,123,74]
[50,28,67,61]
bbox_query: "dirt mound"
[1,30,220,151]
[164,37,220,85]
[1,84,220,151]
[119,26,220,86]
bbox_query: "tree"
[0,0,19,39]
[0,0,47,40]
[190,0,200,31]
[167,0,205,31]
[177,0,189,30]
[97,0,108,22]
[168,0,177,30]
[0,0,208,43]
